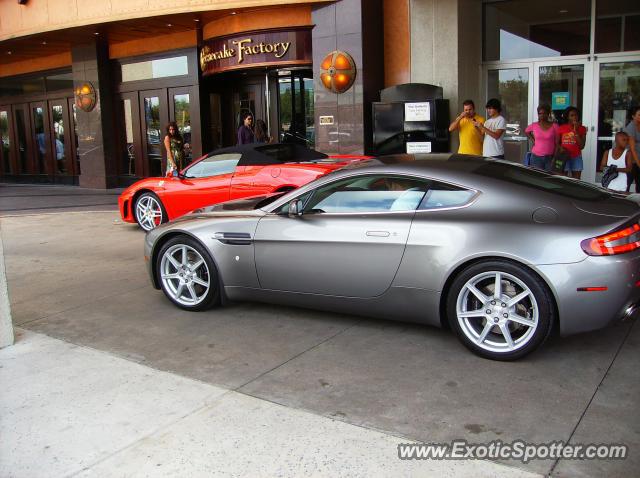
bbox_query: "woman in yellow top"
[448,99,485,155]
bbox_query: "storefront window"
[595,0,640,53]
[484,0,591,61]
[121,56,188,82]
[538,65,584,122]
[487,68,529,163]
[173,93,191,163]
[0,110,10,173]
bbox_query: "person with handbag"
[557,107,587,179]
[600,131,632,192]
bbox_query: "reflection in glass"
[173,93,191,164]
[277,71,314,146]
[121,56,188,82]
[596,61,640,176]
[596,0,640,53]
[121,98,136,176]
[33,106,46,174]
[144,96,162,177]
[538,65,584,123]
[0,110,10,173]
[484,0,590,61]
[15,109,28,173]
[487,68,529,163]
[51,105,67,174]
[304,77,315,147]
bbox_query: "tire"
[446,260,554,361]
[134,192,167,231]
[156,235,220,311]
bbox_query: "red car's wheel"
[134,192,167,231]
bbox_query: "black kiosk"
[372,83,450,155]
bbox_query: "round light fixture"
[319,50,356,94]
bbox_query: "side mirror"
[288,199,304,217]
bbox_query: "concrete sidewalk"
[0,328,538,478]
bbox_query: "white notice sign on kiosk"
[404,102,431,122]
[406,142,432,154]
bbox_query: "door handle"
[366,230,390,237]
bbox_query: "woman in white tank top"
[600,132,633,192]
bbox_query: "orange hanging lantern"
[74,82,97,112]
[319,50,356,94]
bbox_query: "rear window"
[473,162,610,201]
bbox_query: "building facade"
[0,0,638,187]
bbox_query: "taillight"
[581,221,640,256]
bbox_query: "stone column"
[72,36,117,189]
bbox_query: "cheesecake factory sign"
[200,28,312,76]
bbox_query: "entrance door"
[140,89,168,177]
[486,65,532,163]
[0,106,12,175]
[12,104,32,175]
[169,86,200,164]
[592,58,640,182]
[534,60,594,180]
[48,99,74,179]
[230,81,264,145]
[30,101,51,176]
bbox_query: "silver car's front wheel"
[447,261,554,360]
[156,236,220,311]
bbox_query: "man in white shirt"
[474,98,506,159]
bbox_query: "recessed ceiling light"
[7,51,12,55]
[94,32,100,35]
[167,23,173,27]
[42,41,47,45]
[559,9,568,13]
[230,11,237,15]
[194,18,200,22]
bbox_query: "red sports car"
[119,143,370,231]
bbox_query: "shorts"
[564,155,583,172]
[530,154,553,171]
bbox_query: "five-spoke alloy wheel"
[135,192,166,231]
[447,260,554,360]
[156,236,220,311]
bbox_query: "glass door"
[0,106,12,175]
[48,99,73,178]
[13,104,32,175]
[169,86,199,164]
[117,92,143,182]
[139,90,168,177]
[30,101,51,177]
[592,58,640,182]
[534,60,594,180]
[486,65,532,163]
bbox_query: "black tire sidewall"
[156,235,220,311]
[134,192,167,230]
[447,260,554,361]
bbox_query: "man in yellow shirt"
[448,99,485,155]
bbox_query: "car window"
[184,153,241,178]
[302,175,429,214]
[419,181,477,210]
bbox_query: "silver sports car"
[144,155,640,360]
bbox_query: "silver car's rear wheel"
[447,260,554,360]
[135,192,166,231]
[156,236,220,311]
[456,271,538,353]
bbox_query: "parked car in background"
[119,143,370,231]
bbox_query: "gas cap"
[532,207,559,224]
[271,168,281,178]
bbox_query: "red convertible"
[119,143,370,231]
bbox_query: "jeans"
[564,155,584,172]
[530,154,553,171]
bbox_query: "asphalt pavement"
[1,183,638,477]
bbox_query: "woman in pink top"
[525,104,558,172]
